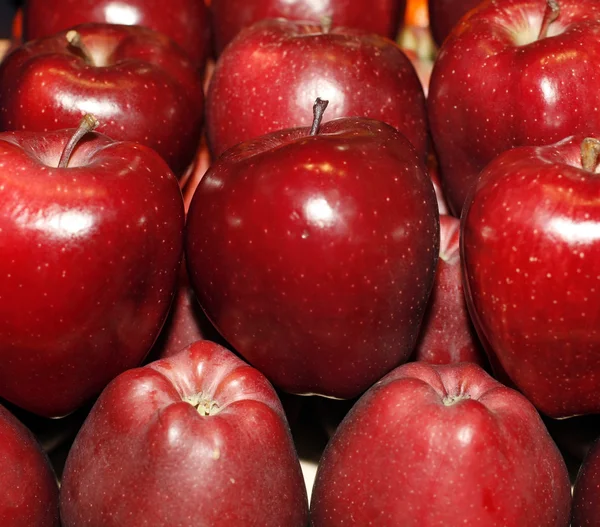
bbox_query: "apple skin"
[0,403,60,527]
[310,361,571,526]
[413,215,485,366]
[186,116,439,399]
[461,135,600,418]
[206,18,427,159]
[0,125,184,417]
[0,23,204,178]
[210,0,406,55]
[22,0,211,69]
[427,0,481,47]
[572,435,600,526]
[59,340,309,527]
[428,0,600,215]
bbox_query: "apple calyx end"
[309,98,329,136]
[184,393,221,416]
[581,138,600,173]
[57,114,99,169]
[442,394,471,406]
[538,0,560,41]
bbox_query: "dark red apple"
[462,135,600,418]
[206,19,427,158]
[0,23,204,178]
[60,340,309,527]
[0,403,59,527]
[210,0,406,55]
[310,361,571,526]
[22,0,211,69]
[428,0,600,215]
[0,115,184,417]
[572,435,600,526]
[186,101,439,399]
[428,0,481,47]
[413,214,485,366]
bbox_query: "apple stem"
[538,0,560,40]
[57,114,99,168]
[321,16,333,34]
[581,138,600,172]
[309,98,329,136]
[66,30,95,65]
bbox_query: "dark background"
[0,0,21,38]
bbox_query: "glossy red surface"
[210,0,406,55]
[428,0,600,215]
[572,437,600,526]
[414,215,485,366]
[310,362,571,526]
[0,127,184,417]
[186,117,439,399]
[60,340,309,527]
[23,0,211,69]
[0,23,204,178]
[207,19,427,159]
[462,135,600,418]
[0,404,59,527]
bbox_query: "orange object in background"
[12,8,22,42]
[405,0,429,28]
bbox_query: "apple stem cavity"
[184,393,221,416]
[321,16,333,34]
[538,0,560,40]
[310,98,329,136]
[442,394,471,406]
[581,138,600,172]
[66,30,95,65]
[57,114,99,169]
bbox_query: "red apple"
[428,0,600,215]
[413,215,485,366]
[0,23,204,178]
[0,403,59,527]
[572,435,600,526]
[310,361,571,526]
[186,101,439,399]
[206,19,427,159]
[462,135,600,418]
[22,0,211,69]
[60,340,309,527]
[428,0,481,47]
[210,0,406,55]
[0,115,184,417]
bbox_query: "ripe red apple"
[60,340,309,527]
[428,0,600,215]
[22,0,211,69]
[462,135,600,418]
[413,215,485,366]
[428,0,481,47]
[0,403,60,527]
[0,23,204,178]
[206,19,427,159]
[210,0,406,55]
[0,115,184,418]
[572,435,600,526]
[187,101,439,399]
[310,361,571,526]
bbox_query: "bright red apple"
[22,0,211,69]
[0,115,184,418]
[0,23,204,178]
[210,0,406,55]
[0,403,60,527]
[572,435,600,526]
[462,134,600,418]
[310,361,571,526]
[187,101,439,399]
[206,19,427,158]
[413,215,485,366]
[428,0,600,215]
[60,340,309,527]
[428,0,481,47]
